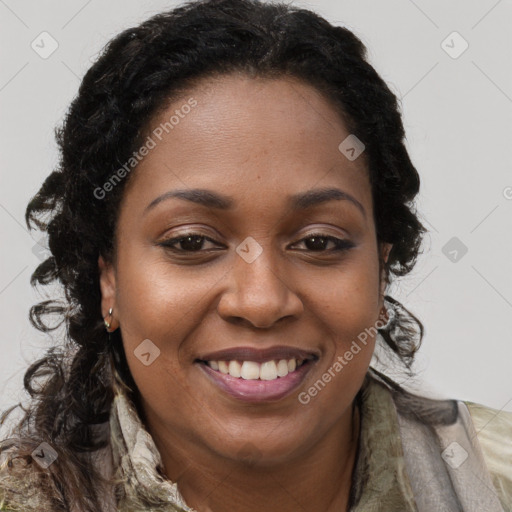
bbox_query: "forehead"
[123,74,372,219]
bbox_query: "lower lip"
[197,360,316,403]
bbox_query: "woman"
[0,0,510,510]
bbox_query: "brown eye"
[159,233,221,252]
[293,234,355,252]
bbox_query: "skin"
[99,74,392,512]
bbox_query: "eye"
[158,233,223,252]
[158,231,355,254]
[291,233,355,252]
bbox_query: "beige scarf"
[1,368,510,511]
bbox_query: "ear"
[379,242,393,298]
[98,255,119,330]
[381,242,392,263]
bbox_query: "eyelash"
[158,232,355,254]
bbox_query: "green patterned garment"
[1,368,511,511]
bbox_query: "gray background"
[0,0,511,416]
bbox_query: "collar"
[109,383,194,511]
[350,370,417,511]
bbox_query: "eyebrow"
[144,187,366,218]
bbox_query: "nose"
[217,248,304,329]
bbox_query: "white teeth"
[260,361,278,380]
[276,359,289,377]
[205,357,309,380]
[218,361,229,374]
[228,360,242,378]
[241,361,260,380]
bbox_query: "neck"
[147,403,360,512]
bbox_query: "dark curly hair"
[0,0,426,510]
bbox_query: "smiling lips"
[196,345,319,402]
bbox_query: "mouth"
[195,346,319,403]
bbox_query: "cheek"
[113,254,205,368]
[113,258,207,410]
[308,249,380,382]
[113,247,235,392]
[115,249,217,331]
[314,248,381,332]
[301,286,378,415]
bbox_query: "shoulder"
[465,401,512,508]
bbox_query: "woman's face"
[99,74,391,467]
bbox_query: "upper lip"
[196,345,320,364]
